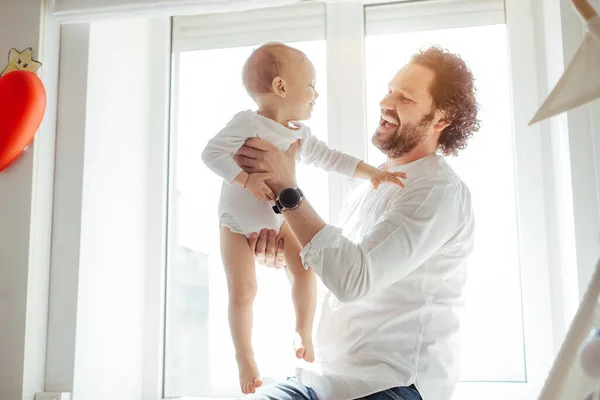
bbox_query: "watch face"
[279,188,301,208]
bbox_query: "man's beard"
[372,110,435,158]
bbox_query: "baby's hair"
[242,42,306,99]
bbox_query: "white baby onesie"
[201,110,361,237]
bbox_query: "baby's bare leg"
[220,227,262,394]
[279,222,317,363]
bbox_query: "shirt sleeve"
[201,111,256,183]
[299,128,362,177]
[300,181,469,303]
[588,14,600,42]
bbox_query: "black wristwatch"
[272,187,304,214]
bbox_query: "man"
[235,46,480,400]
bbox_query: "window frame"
[166,4,330,399]
[164,1,556,399]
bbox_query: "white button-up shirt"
[297,154,475,400]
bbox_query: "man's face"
[372,63,437,158]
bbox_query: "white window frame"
[166,1,556,399]
[364,0,506,35]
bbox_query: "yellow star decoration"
[0,48,42,77]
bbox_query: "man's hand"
[248,229,286,268]
[234,138,301,196]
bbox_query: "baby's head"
[242,42,319,122]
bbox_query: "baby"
[201,42,405,395]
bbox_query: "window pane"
[366,25,525,382]
[165,40,328,397]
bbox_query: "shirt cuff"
[224,164,244,184]
[588,15,600,42]
[300,224,343,272]
[347,157,363,178]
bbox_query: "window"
[165,4,327,398]
[166,1,553,399]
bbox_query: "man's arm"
[278,199,326,248]
[283,182,467,303]
[235,138,468,302]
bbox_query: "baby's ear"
[272,77,286,98]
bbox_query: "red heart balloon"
[0,70,46,172]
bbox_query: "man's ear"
[434,119,451,133]
[433,110,451,133]
[272,77,286,98]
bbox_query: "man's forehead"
[389,64,434,97]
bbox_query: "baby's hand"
[370,169,407,190]
[245,172,276,201]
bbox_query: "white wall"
[0,0,58,399]
[534,0,600,397]
[45,23,91,394]
[532,0,581,354]
[532,0,600,341]
[560,0,600,299]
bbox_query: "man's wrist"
[272,181,298,197]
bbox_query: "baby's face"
[284,58,319,121]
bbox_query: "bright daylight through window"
[165,2,530,399]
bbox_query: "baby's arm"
[299,129,406,189]
[353,161,407,189]
[298,129,361,177]
[201,111,275,201]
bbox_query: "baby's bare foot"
[294,332,315,363]
[237,356,262,394]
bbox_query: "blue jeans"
[246,378,422,400]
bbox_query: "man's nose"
[379,94,394,110]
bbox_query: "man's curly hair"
[409,46,480,156]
